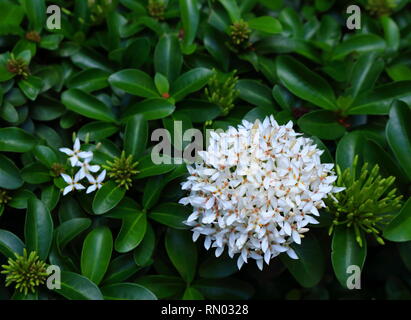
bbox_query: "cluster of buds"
[326,156,403,246]
[366,0,397,16]
[229,20,251,49]
[0,189,11,205]
[59,138,106,195]
[205,70,239,116]
[6,54,30,79]
[103,151,139,190]
[1,249,48,295]
[87,0,114,24]
[147,0,166,20]
[25,31,41,43]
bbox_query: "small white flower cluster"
[180,116,343,270]
[59,138,106,196]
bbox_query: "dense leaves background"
[0,0,411,300]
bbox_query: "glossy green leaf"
[332,34,386,60]
[331,226,367,289]
[121,98,175,121]
[115,212,147,253]
[124,114,148,160]
[193,278,254,300]
[386,100,411,180]
[171,68,212,102]
[165,229,197,283]
[62,89,116,122]
[280,234,325,288]
[25,198,53,260]
[0,229,24,258]
[135,275,185,299]
[154,34,182,82]
[103,254,140,285]
[248,16,282,34]
[102,283,157,300]
[53,271,104,300]
[182,287,204,300]
[81,226,113,285]
[277,55,337,110]
[108,69,159,98]
[133,223,155,267]
[55,218,92,252]
[179,0,199,47]
[0,154,23,190]
[297,110,346,140]
[149,203,191,229]
[67,69,110,92]
[0,127,37,152]
[136,154,176,179]
[92,181,126,215]
[384,198,411,242]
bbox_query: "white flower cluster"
[59,138,106,195]
[180,116,343,270]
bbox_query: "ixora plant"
[0,0,411,301]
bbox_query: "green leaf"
[193,278,254,300]
[102,283,157,300]
[171,68,213,102]
[218,0,241,22]
[18,76,42,101]
[55,218,92,252]
[133,223,155,267]
[0,229,24,258]
[276,55,337,110]
[177,100,221,123]
[33,145,58,167]
[384,198,411,242]
[53,271,104,300]
[124,114,148,160]
[183,287,204,300]
[349,81,411,115]
[21,162,51,184]
[121,98,175,121]
[22,0,45,32]
[0,127,37,152]
[280,234,325,288]
[331,226,367,289]
[199,254,238,279]
[336,131,363,171]
[149,203,191,229]
[347,52,384,100]
[236,79,275,111]
[108,69,159,98]
[154,34,183,82]
[136,154,176,179]
[0,154,23,190]
[248,16,282,34]
[41,184,60,211]
[165,229,197,283]
[135,275,185,299]
[398,242,411,272]
[115,212,147,253]
[331,34,386,60]
[62,89,116,122]
[81,226,113,285]
[103,254,140,285]
[179,0,199,47]
[92,181,126,215]
[78,121,119,142]
[67,69,110,93]
[25,198,53,260]
[380,16,400,53]
[154,73,170,95]
[386,100,411,181]
[297,110,346,140]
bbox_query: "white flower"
[86,170,106,194]
[76,158,101,180]
[180,116,343,270]
[61,171,85,195]
[59,138,93,167]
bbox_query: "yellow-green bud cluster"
[103,151,139,190]
[0,189,11,205]
[205,70,239,116]
[1,249,48,295]
[326,156,403,247]
[88,0,114,24]
[229,20,251,48]
[366,0,397,16]
[6,55,29,79]
[147,0,166,20]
